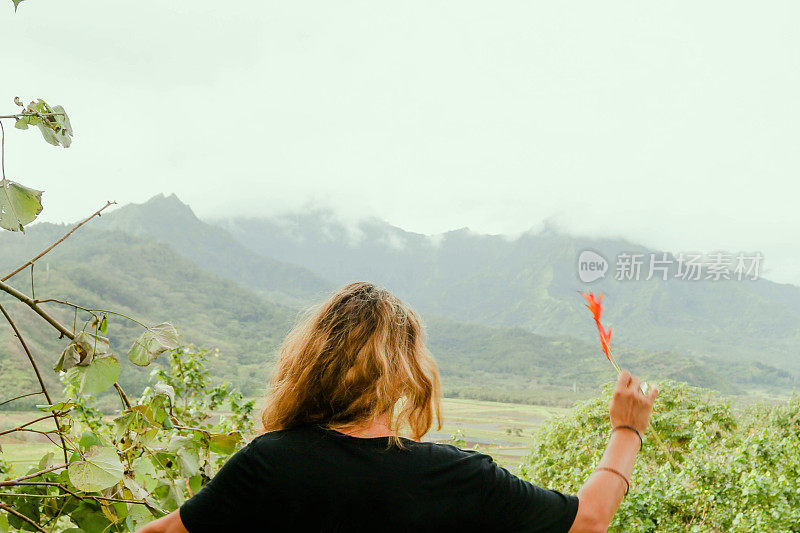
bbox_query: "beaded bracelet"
[612,424,643,449]
[596,466,630,495]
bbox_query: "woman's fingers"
[629,376,642,396]
[616,370,632,391]
[611,370,658,434]
[647,384,660,403]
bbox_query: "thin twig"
[4,428,59,437]
[0,464,69,487]
[33,299,148,329]
[2,201,116,282]
[0,281,74,340]
[1,482,158,507]
[0,492,67,499]
[0,390,43,407]
[0,302,70,462]
[0,412,65,437]
[0,503,47,532]
[0,112,66,120]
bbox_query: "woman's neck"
[334,413,395,438]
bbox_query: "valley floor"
[0,398,566,476]
[425,398,567,468]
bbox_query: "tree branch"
[0,503,47,532]
[1,482,155,506]
[2,201,116,282]
[6,481,165,517]
[0,464,69,487]
[0,303,55,399]
[0,302,70,462]
[0,390,43,407]
[0,412,65,436]
[32,298,149,330]
[0,281,74,340]
[0,112,66,120]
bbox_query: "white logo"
[578,250,608,283]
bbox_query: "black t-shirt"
[179,425,578,532]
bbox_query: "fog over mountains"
[212,201,800,373]
[1,194,797,406]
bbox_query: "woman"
[139,282,657,532]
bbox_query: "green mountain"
[425,316,796,403]
[214,212,800,374]
[0,228,298,404]
[0,198,796,411]
[96,194,334,306]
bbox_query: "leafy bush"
[519,382,800,532]
[0,346,253,532]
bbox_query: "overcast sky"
[3,1,799,284]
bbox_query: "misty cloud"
[5,0,799,285]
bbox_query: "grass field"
[0,398,567,476]
[0,410,63,476]
[426,398,567,468]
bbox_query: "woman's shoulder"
[245,426,491,464]
[415,441,494,464]
[247,425,328,452]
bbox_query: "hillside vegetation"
[1,197,796,410]
[215,210,800,374]
[519,383,800,531]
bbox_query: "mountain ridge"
[212,209,800,373]
[95,193,334,306]
[1,196,796,409]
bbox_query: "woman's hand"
[609,370,659,434]
[135,510,188,533]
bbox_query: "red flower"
[580,291,620,373]
[582,291,604,324]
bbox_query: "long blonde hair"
[261,282,442,444]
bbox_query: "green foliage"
[55,331,111,372]
[0,179,43,232]
[0,227,297,400]
[0,345,253,531]
[146,345,254,436]
[13,97,73,148]
[68,445,125,492]
[128,323,179,366]
[65,356,122,395]
[519,382,800,532]
[0,97,72,232]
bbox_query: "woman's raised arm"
[569,370,659,533]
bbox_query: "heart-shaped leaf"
[65,355,121,395]
[128,323,179,366]
[0,179,43,232]
[68,445,124,492]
